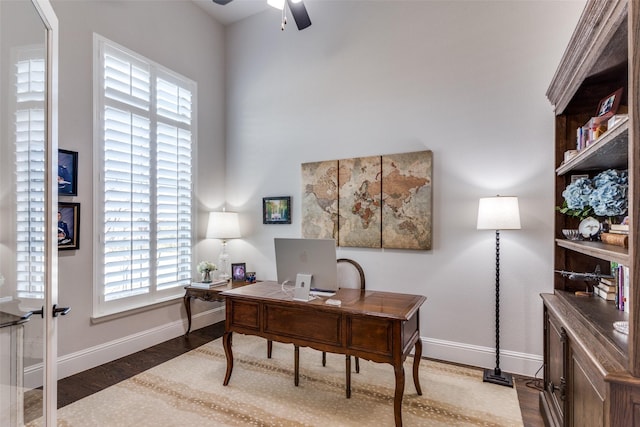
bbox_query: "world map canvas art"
[302,150,432,250]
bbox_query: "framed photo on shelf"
[58,202,80,250]
[58,149,78,196]
[263,196,291,224]
[231,263,246,281]
[596,87,623,118]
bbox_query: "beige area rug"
[35,334,524,426]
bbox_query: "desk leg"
[267,340,273,358]
[393,362,405,427]
[222,331,233,386]
[183,294,193,336]
[294,346,300,386]
[345,355,351,398]
[412,339,423,395]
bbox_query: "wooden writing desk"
[221,281,426,427]
[183,281,251,335]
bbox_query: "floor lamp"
[477,196,521,387]
[206,210,241,280]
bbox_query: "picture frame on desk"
[232,263,246,281]
[263,196,291,224]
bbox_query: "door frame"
[31,0,59,423]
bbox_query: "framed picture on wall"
[231,263,246,282]
[58,149,78,196]
[58,202,80,250]
[263,196,292,224]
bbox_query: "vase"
[202,270,212,283]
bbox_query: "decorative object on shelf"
[231,263,246,282]
[558,169,628,223]
[555,265,613,296]
[558,176,594,220]
[613,321,629,335]
[562,229,581,240]
[596,88,623,119]
[477,195,521,388]
[600,232,628,248]
[588,169,628,217]
[206,210,242,280]
[197,261,217,283]
[263,196,292,224]
[578,217,600,239]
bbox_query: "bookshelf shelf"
[555,117,629,175]
[555,238,629,266]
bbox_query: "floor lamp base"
[483,368,513,388]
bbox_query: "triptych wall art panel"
[301,150,432,250]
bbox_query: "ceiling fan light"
[267,0,285,10]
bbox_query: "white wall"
[47,0,227,377]
[224,0,586,376]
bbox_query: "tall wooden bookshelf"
[541,0,640,425]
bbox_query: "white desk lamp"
[206,210,241,280]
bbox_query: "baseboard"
[24,307,225,389]
[422,337,543,378]
[24,318,540,389]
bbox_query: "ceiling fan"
[212,0,312,31]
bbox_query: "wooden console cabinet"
[541,1,640,425]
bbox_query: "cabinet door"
[546,311,567,423]
[568,343,605,427]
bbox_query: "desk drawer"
[227,300,260,331]
[264,305,342,346]
[348,316,392,356]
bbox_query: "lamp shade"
[206,211,241,240]
[477,196,521,230]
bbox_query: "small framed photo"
[231,263,246,281]
[58,202,80,250]
[58,149,78,196]
[263,196,292,224]
[596,87,623,118]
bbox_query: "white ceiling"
[191,0,269,25]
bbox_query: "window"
[94,35,195,317]
[15,48,46,300]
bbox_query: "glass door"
[0,0,58,425]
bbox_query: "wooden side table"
[183,281,252,335]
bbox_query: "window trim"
[92,33,197,319]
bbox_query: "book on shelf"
[190,279,230,289]
[600,232,628,248]
[594,286,616,301]
[609,223,629,232]
[607,229,629,235]
[597,281,617,294]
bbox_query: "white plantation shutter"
[15,53,46,299]
[95,35,194,315]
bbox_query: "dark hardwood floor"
[55,322,545,426]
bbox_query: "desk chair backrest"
[336,258,365,290]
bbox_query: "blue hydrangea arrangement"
[558,169,627,219]
[588,169,628,216]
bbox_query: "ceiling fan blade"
[286,0,312,30]
[212,0,234,5]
